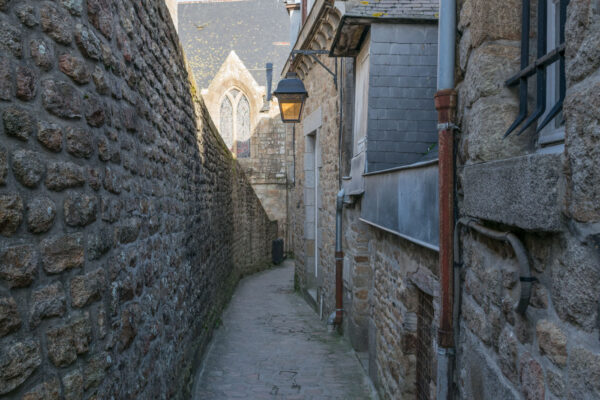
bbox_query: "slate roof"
[178,0,291,89]
[345,0,438,20]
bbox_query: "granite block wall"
[0,0,275,398]
[454,0,600,398]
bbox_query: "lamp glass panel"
[281,101,302,121]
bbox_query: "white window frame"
[353,33,370,157]
[537,0,565,151]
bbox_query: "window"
[353,34,370,157]
[220,96,234,149]
[504,0,568,145]
[219,88,251,158]
[539,0,566,146]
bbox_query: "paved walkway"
[193,260,377,400]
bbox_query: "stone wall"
[238,114,289,237]
[337,196,440,400]
[454,0,600,398]
[164,0,177,32]
[0,1,275,398]
[366,226,438,400]
[197,51,289,239]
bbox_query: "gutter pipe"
[333,188,345,325]
[435,1,457,399]
[437,0,456,90]
[332,58,345,327]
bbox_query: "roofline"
[329,14,438,57]
[281,0,334,77]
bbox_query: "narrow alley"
[194,261,376,400]
[1,0,600,399]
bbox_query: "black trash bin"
[272,238,284,265]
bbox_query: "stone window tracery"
[219,88,251,158]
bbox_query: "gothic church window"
[219,88,251,158]
[220,96,234,149]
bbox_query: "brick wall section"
[454,0,600,398]
[367,23,438,172]
[0,1,275,398]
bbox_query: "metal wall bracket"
[437,122,460,132]
[291,50,338,89]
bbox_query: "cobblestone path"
[193,260,377,399]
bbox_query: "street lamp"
[273,72,308,123]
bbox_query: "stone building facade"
[281,0,345,325]
[0,1,275,398]
[283,1,440,399]
[453,0,600,398]
[178,2,292,238]
[200,52,290,235]
[283,0,600,399]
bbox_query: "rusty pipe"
[436,2,457,399]
[435,88,457,400]
[435,89,457,349]
[334,189,345,325]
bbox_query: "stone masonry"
[454,0,600,398]
[198,51,290,239]
[0,1,275,399]
[284,3,441,399]
[286,0,600,399]
[283,3,440,399]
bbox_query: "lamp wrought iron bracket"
[291,50,338,89]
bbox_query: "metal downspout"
[437,0,456,91]
[333,188,345,326]
[436,1,457,399]
[332,57,345,327]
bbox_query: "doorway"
[304,130,321,301]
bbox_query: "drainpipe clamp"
[437,122,460,131]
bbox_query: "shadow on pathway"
[193,260,377,399]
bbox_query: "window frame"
[538,0,566,149]
[353,32,370,158]
[219,87,252,158]
[504,0,568,147]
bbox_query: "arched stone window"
[219,88,251,158]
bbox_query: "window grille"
[416,290,434,400]
[504,0,569,137]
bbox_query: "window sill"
[461,152,563,232]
